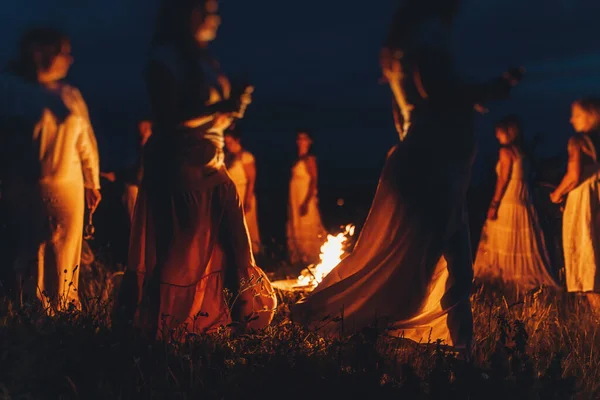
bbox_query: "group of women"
[473,100,600,311]
[1,0,600,357]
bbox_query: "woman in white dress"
[224,128,261,254]
[550,98,600,309]
[474,116,557,291]
[3,28,101,312]
[292,0,523,353]
[286,131,327,265]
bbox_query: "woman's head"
[571,98,600,133]
[495,115,522,146]
[224,127,242,153]
[383,0,460,50]
[296,131,313,155]
[153,0,221,47]
[8,27,72,83]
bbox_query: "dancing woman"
[292,0,523,352]
[474,116,557,291]
[551,98,600,309]
[115,0,276,338]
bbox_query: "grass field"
[0,250,596,400]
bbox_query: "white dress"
[7,84,100,311]
[474,152,557,290]
[286,157,327,265]
[227,150,261,254]
[563,134,600,292]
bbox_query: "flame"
[297,224,355,288]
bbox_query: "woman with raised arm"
[3,27,101,312]
[550,98,600,309]
[287,130,327,266]
[292,0,523,354]
[115,0,276,338]
[224,127,261,255]
[474,116,557,291]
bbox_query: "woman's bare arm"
[303,156,318,206]
[242,154,256,209]
[490,148,513,208]
[551,137,582,201]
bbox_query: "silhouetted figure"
[293,0,523,356]
[115,0,276,339]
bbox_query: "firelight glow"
[297,224,355,288]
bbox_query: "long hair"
[6,27,69,82]
[574,97,600,131]
[151,0,212,47]
[383,0,460,50]
[495,114,524,149]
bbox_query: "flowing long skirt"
[116,168,276,339]
[474,183,557,291]
[292,145,474,348]
[563,173,600,292]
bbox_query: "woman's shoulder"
[241,150,255,164]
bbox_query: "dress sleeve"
[63,86,101,189]
[73,116,101,189]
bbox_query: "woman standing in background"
[224,127,261,255]
[4,27,101,311]
[286,130,327,266]
[474,115,557,291]
[551,98,600,309]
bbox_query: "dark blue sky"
[1,0,599,191]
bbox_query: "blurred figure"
[286,130,327,265]
[293,0,523,354]
[224,126,261,254]
[115,0,276,338]
[101,119,152,223]
[3,27,101,311]
[474,115,557,291]
[551,98,600,310]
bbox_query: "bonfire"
[296,224,355,289]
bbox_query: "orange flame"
[297,224,355,288]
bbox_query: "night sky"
[1,0,600,232]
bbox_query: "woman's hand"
[503,67,525,87]
[487,207,498,221]
[100,172,116,183]
[85,188,102,214]
[550,191,563,204]
[212,112,235,132]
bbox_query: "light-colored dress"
[474,151,557,290]
[7,84,100,311]
[286,157,327,265]
[563,133,600,292]
[227,150,261,254]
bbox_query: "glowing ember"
[297,224,355,288]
